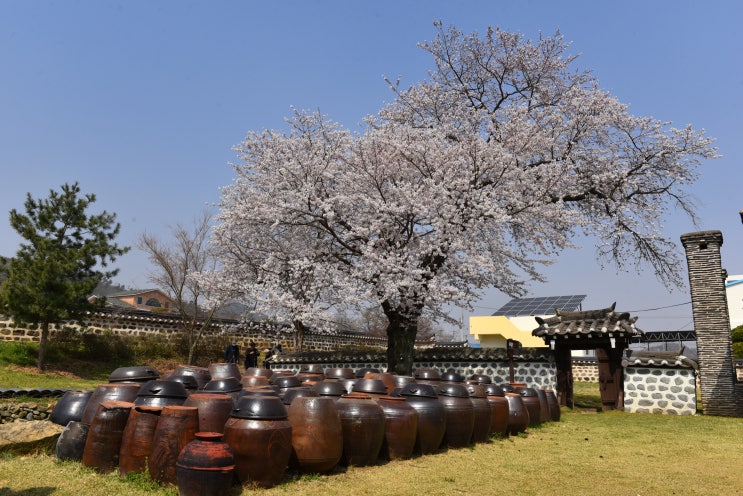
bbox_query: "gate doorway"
[534,303,644,411]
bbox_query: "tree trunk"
[293,320,305,353]
[37,322,49,371]
[384,306,421,376]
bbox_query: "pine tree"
[0,183,129,370]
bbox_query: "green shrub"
[0,341,38,367]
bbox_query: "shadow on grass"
[0,487,56,496]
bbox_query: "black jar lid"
[231,395,288,419]
[109,366,160,383]
[313,380,348,397]
[273,375,302,389]
[166,374,199,391]
[469,374,493,384]
[136,380,188,398]
[482,384,506,397]
[351,378,388,395]
[399,383,439,398]
[281,387,319,405]
[441,370,465,383]
[204,377,243,393]
[436,383,470,398]
[413,368,441,381]
[466,384,487,398]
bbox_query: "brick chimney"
[680,230,742,416]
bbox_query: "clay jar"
[224,395,293,488]
[544,389,561,421]
[324,367,355,381]
[148,405,199,486]
[313,380,348,400]
[241,375,270,388]
[436,383,474,449]
[335,393,385,467]
[172,365,212,389]
[413,368,441,386]
[55,420,90,461]
[483,384,509,438]
[514,387,542,427]
[351,379,389,399]
[287,396,343,473]
[375,396,418,461]
[82,400,133,473]
[183,393,235,434]
[81,383,140,425]
[108,365,159,383]
[399,383,446,455]
[469,374,493,385]
[50,390,93,426]
[118,405,163,476]
[245,367,272,377]
[133,380,188,407]
[504,393,529,435]
[466,384,492,443]
[364,372,396,394]
[209,362,242,381]
[535,388,551,423]
[176,432,235,496]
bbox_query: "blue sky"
[1,1,741,333]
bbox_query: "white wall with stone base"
[623,366,697,415]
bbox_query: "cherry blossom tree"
[207,24,717,375]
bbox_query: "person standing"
[244,341,259,370]
[224,340,240,364]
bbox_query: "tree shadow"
[0,488,56,496]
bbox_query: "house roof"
[532,302,644,340]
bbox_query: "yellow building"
[470,315,547,348]
[470,295,587,349]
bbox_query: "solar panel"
[492,295,586,317]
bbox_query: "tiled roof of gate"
[621,349,698,370]
[532,302,644,339]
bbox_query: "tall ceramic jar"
[208,362,242,381]
[514,387,542,428]
[466,384,492,443]
[504,393,529,435]
[50,390,93,426]
[224,395,293,488]
[483,384,509,438]
[399,383,446,455]
[183,393,235,434]
[375,396,418,461]
[82,400,133,473]
[55,420,90,461]
[118,405,163,476]
[535,388,551,423]
[544,389,561,421]
[176,432,235,496]
[81,383,140,425]
[172,365,212,389]
[335,393,385,467]
[436,383,474,449]
[287,396,343,473]
[148,405,199,486]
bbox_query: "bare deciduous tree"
[138,210,219,365]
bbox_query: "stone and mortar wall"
[623,366,697,415]
[272,348,557,390]
[572,359,599,382]
[0,402,54,424]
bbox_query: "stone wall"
[623,366,697,415]
[572,359,599,382]
[271,347,557,390]
[0,310,392,354]
[0,402,54,424]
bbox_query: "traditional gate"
[533,303,644,411]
